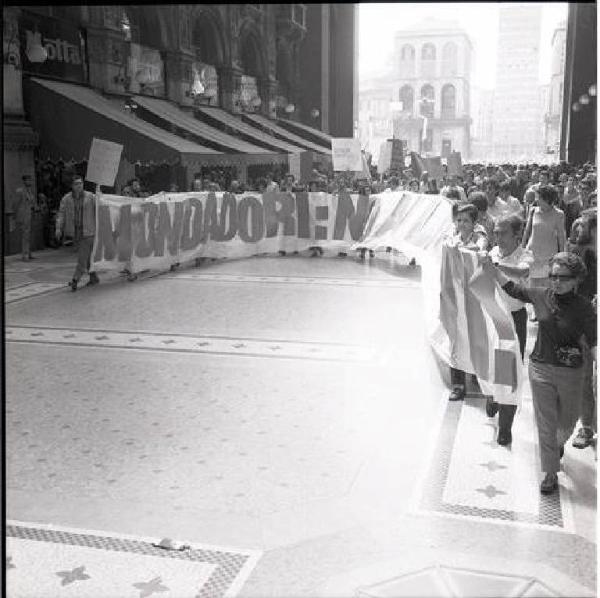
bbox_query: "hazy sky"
[359,2,568,89]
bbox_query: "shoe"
[369,250,375,258]
[169,263,179,271]
[486,397,499,417]
[28,254,35,259]
[408,258,417,267]
[540,473,558,495]
[88,272,99,285]
[278,250,287,256]
[449,385,465,401]
[338,252,347,257]
[559,445,564,459]
[127,273,138,282]
[386,246,392,253]
[497,428,512,445]
[572,427,594,449]
[69,279,78,292]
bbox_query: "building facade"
[3,4,355,252]
[491,4,544,161]
[470,88,495,161]
[358,20,473,164]
[544,22,566,157]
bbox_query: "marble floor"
[5,247,597,597]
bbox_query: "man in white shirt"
[484,178,509,222]
[498,180,524,217]
[485,213,533,445]
[441,173,467,202]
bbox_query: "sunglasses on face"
[548,274,575,281]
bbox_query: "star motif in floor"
[133,575,169,597]
[30,332,44,337]
[197,342,211,347]
[232,343,246,348]
[161,339,175,345]
[129,338,142,342]
[476,484,507,498]
[63,334,76,339]
[95,335,109,340]
[56,565,91,585]
[479,460,508,472]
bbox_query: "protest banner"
[331,138,362,172]
[354,190,523,405]
[85,138,123,187]
[92,191,373,271]
[447,151,463,176]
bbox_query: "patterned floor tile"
[357,565,559,598]
[5,325,376,363]
[165,272,419,289]
[7,521,261,598]
[5,282,66,303]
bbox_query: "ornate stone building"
[358,19,472,163]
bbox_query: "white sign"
[86,138,123,187]
[331,138,363,172]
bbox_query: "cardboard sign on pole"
[86,138,124,187]
[331,138,362,172]
[447,151,463,176]
[424,156,443,185]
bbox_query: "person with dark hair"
[56,176,99,291]
[522,185,566,290]
[469,191,494,247]
[13,174,37,261]
[447,203,489,401]
[569,208,597,449]
[408,178,420,193]
[484,178,508,221]
[485,214,532,444]
[498,180,523,216]
[483,251,596,494]
[559,175,583,237]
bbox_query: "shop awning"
[275,118,332,148]
[243,113,331,154]
[132,96,287,165]
[27,78,231,168]
[196,106,306,154]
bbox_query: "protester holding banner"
[485,214,533,444]
[56,175,99,291]
[468,191,495,249]
[447,203,489,401]
[482,251,596,494]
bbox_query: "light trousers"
[73,236,95,281]
[529,360,585,473]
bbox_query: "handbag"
[555,345,583,368]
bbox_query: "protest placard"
[86,138,123,187]
[331,138,362,172]
[424,156,443,185]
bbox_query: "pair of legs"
[70,236,98,290]
[20,220,33,260]
[572,346,596,448]
[486,308,528,440]
[529,360,585,493]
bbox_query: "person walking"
[522,185,566,289]
[447,203,489,401]
[485,214,533,444]
[13,174,37,261]
[483,251,596,494]
[55,176,99,291]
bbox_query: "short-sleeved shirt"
[501,283,596,367]
[489,245,533,312]
[451,224,487,250]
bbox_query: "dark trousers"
[450,307,527,429]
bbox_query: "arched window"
[421,43,436,60]
[441,84,456,119]
[442,42,458,76]
[401,44,415,61]
[192,18,222,65]
[420,84,435,118]
[399,85,414,115]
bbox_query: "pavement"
[5,246,597,597]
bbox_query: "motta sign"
[19,11,87,83]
